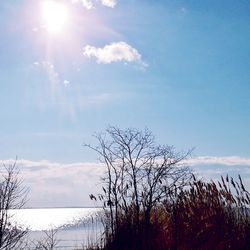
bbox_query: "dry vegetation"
[86,127,250,250]
[0,163,28,250]
[88,175,250,250]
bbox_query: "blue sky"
[1,0,250,206]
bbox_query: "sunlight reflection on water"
[9,208,103,249]
[10,207,102,231]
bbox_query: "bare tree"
[32,229,59,250]
[0,161,28,250]
[85,126,192,233]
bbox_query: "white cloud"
[77,0,94,9]
[100,0,117,8]
[72,0,117,9]
[83,42,147,67]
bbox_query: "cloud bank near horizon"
[185,156,250,166]
[1,156,249,207]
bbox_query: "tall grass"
[89,175,250,250]
[162,175,250,249]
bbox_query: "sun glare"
[42,0,69,34]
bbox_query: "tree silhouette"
[0,162,28,250]
[85,126,192,236]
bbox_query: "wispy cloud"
[32,62,115,108]
[33,61,70,90]
[33,62,73,89]
[32,61,71,113]
[29,63,117,116]
[83,42,147,67]
[72,0,117,9]
[33,61,59,87]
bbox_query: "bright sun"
[42,0,69,34]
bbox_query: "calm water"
[10,207,103,249]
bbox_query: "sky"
[0,0,250,207]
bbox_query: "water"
[10,207,104,249]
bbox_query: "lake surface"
[10,207,104,249]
